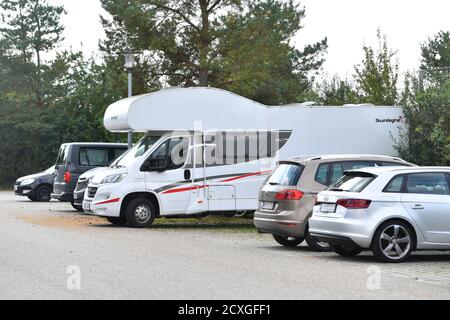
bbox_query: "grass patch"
[152,215,256,233]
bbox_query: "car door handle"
[412,204,425,210]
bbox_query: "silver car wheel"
[379,225,411,260]
[134,204,151,224]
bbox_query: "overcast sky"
[52,0,450,79]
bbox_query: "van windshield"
[111,135,161,168]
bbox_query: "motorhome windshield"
[111,135,161,168]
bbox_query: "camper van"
[83,87,407,227]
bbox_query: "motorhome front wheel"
[125,198,156,228]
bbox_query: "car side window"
[147,137,189,170]
[341,161,376,170]
[405,173,450,195]
[383,175,405,193]
[79,148,109,166]
[330,163,344,185]
[379,161,408,167]
[315,163,329,185]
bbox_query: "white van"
[83,87,407,227]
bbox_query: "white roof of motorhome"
[103,87,401,133]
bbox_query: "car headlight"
[100,173,127,184]
[21,179,35,186]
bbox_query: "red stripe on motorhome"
[161,171,272,194]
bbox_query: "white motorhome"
[83,87,406,227]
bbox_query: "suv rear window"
[56,145,69,165]
[330,172,376,193]
[267,164,304,186]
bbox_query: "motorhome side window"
[79,148,109,166]
[148,137,189,170]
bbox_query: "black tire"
[371,220,415,263]
[71,201,84,212]
[27,195,36,201]
[332,245,362,257]
[273,235,304,247]
[35,185,52,202]
[305,227,333,252]
[124,197,156,228]
[106,216,127,226]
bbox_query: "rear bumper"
[308,215,373,248]
[51,192,73,202]
[254,210,308,237]
[309,233,361,248]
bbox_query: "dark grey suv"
[14,166,55,201]
[51,143,127,211]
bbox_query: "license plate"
[320,203,337,213]
[82,202,91,211]
[14,185,18,191]
[73,193,78,199]
[260,201,275,210]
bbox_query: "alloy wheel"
[379,225,411,260]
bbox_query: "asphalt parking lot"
[1,191,450,300]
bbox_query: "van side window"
[315,164,329,185]
[405,173,450,195]
[383,175,405,193]
[79,148,109,166]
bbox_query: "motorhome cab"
[83,87,407,227]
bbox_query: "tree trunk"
[34,0,43,107]
[198,0,210,87]
[36,48,42,107]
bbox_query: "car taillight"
[64,171,71,183]
[336,198,371,209]
[275,189,303,200]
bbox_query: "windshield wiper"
[269,182,280,185]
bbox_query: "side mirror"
[141,156,169,172]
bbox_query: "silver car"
[253,155,414,251]
[309,167,450,262]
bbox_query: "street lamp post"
[124,52,135,149]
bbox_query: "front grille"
[87,187,97,198]
[75,179,89,191]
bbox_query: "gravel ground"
[1,191,450,300]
